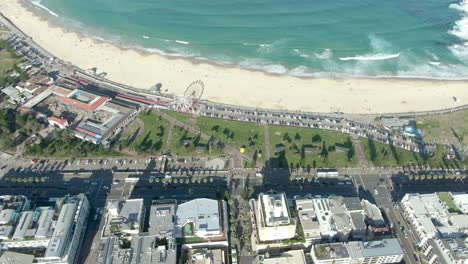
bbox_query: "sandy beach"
[1,0,467,114]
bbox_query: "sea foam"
[29,0,59,17]
[339,53,400,61]
[449,0,468,63]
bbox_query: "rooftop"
[149,201,176,237]
[261,250,306,264]
[176,198,221,237]
[260,193,291,227]
[313,243,350,260]
[0,251,34,264]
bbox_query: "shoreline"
[1,0,468,114]
[26,1,468,83]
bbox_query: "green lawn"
[195,116,266,162]
[417,109,468,146]
[360,138,423,167]
[161,109,193,123]
[360,138,461,168]
[27,135,120,158]
[437,192,461,213]
[168,126,224,156]
[269,126,356,169]
[0,40,24,78]
[121,111,170,154]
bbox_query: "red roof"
[48,116,68,125]
[58,96,109,112]
[75,127,99,138]
[49,85,72,97]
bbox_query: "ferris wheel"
[170,80,204,112]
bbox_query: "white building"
[175,198,227,241]
[256,249,307,264]
[401,193,468,264]
[311,239,404,264]
[0,194,90,264]
[296,199,322,244]
[105,199,144,235]
[250,193,296,243]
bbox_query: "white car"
[102,186,110,190]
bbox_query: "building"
[295,196,385,243]
[452,193,468,214]
[1,85,33,105]
[0,194,89,264]
[0,251,34,264]
[47,116,69,129]
[311,239,404,264]
[185,248,227,264]
[175,198,227,243]
[401,193,468,264]
[255,249,307,264]
[105,199,144,235]
[312,242,351,264]
[19,84,133,145]
[98,200,177,264]
[296,199,321,244]
[250,193,296,243]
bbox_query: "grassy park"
[269,126,356,169]
[0,39,25,87]
[120,111,170,154]
[169,126,224,156]
[417,109,468,146]
[360,138,462,168]
[195,116,266,161]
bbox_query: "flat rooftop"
[313,243,350,260]
[262,250,306,264]
[176,198,220,236]
[149,201,176,237]
[260,193,291,226]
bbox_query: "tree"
[283,133,291,143]
[346,137,355,161]
[294,133,301,142]
[40,177,46,182]
[321,141,328,158]
[149,178,154,183]
[312,134,322,142]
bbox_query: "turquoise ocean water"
[30,0,468,78]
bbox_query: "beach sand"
[1,0,467,114]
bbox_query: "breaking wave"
[339,53,400,61]
[29,0,59,17]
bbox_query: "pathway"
[156,110,263,168]
[165,122,175,152]
[263,124,271,168]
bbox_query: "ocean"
[31,0,468,79]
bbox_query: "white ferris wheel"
[170,80,204,112]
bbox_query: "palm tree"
[34,177,40,183]
[155,178,160,183]
[40,177,46,183]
